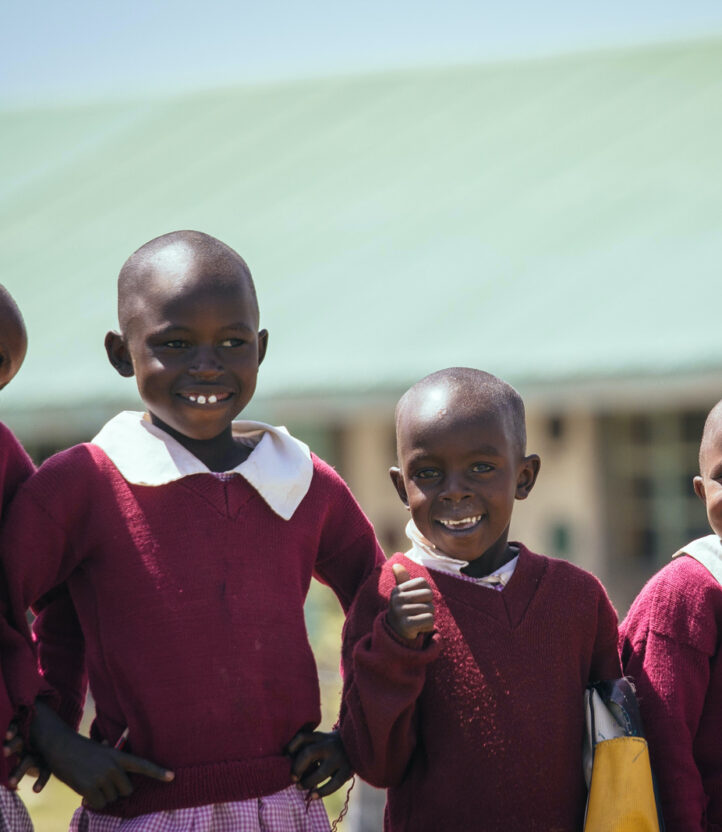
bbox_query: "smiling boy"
[620,400,722,831]
[0,231,384,829]
[339,367,621,832]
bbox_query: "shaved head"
[699,399,722,474]
[396,367,527,458]
[0,284,27,389]
[118,231,257,334]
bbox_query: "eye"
[163,339,190,349]
[219,337,246,348]
[471,462,493,474]
[413,468,441,480]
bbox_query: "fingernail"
[291,775,298,782]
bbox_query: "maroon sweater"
[0,422,34,786]
[339,547,621,832]
[0,443,384,817]
[620,555,722,832]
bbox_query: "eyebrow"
[152,322,255,335]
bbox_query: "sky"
[4,0,722,107]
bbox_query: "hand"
[29,702,174,810]
[4,721,51,792]
[387,563,435,641]
[286,730,352,799]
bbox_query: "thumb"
[392,563,411,586]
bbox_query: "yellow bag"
[583,679,664,832]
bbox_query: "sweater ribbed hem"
[98,756,293,818]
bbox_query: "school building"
[2,35,721,620]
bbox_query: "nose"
[188,346,223,379]
[440,471,472,503]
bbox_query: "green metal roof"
[2,37,721,422]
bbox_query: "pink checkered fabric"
[0,786,34,832]
[69,786,331,832]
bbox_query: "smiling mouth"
[437,515,483,531]
[178,391,233,406]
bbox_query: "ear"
[105,331,134,378]
[693,475,706,504]
[257,329,269,366]
[515,453,541,500]
[389,467,409,507]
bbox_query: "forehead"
[397,385,514,457]
[701,418,722,471]
[124,245,256,331]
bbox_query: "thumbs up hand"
[387,562,435,641]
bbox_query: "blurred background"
[4,1,722,828]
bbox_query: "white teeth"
[197,395,207,404]
[439,515,482,528]
[208,395,218,404]
[188,394,197,402]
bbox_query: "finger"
[392,563,411,585]
[311,765,353,798]
[116,750,174,782]
[286,730,319,756]
[289,745,323,781]
[4,736,24,757]
[406,613,435,632]
[299,756,337,789]
[398,604,434,620]
[32,767,51,793]
[5,721,17,741]
[9,754,36,786]
[108,766,134,799]
[83,788,107,811]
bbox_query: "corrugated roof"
[2,37,721,419]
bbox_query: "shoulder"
[19,443,116,498]
[308,453,365,511]
[517,543,610,598]
[623,556,722,652]
[310,453,348,488]
[0,422,32,469]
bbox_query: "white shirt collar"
[91,411,313,521]
[402,519,518,588]
[673,534,722,585]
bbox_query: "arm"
[621,627,710,831]
[32,585,88,730]
[337,560,440,787]
[589,586,622,682]
[289,563,436,794]
[0,474,89,723]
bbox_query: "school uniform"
[0,422,35,831]
[0,412,384,828]
[620,538,722,832]
[339,521,621,832]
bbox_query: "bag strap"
[673,534,722,585]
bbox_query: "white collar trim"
[91,411,313,520]
[673,534,722,585]
[402,519,518,587]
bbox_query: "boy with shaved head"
[0,285,36,829]
[620,399,722,831]
[339,367,621,831]
[0,231,384,829]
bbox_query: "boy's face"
[0,294,27,390]
[107,253,267,442]
[390,386,538,563]
[694,420,722,538]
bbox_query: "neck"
[461,535,515,579]
[149,418,252,472]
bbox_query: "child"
[0,231,385,829]
[338,367,621,831]
[0,284,36,830]
[620,399,722,831]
